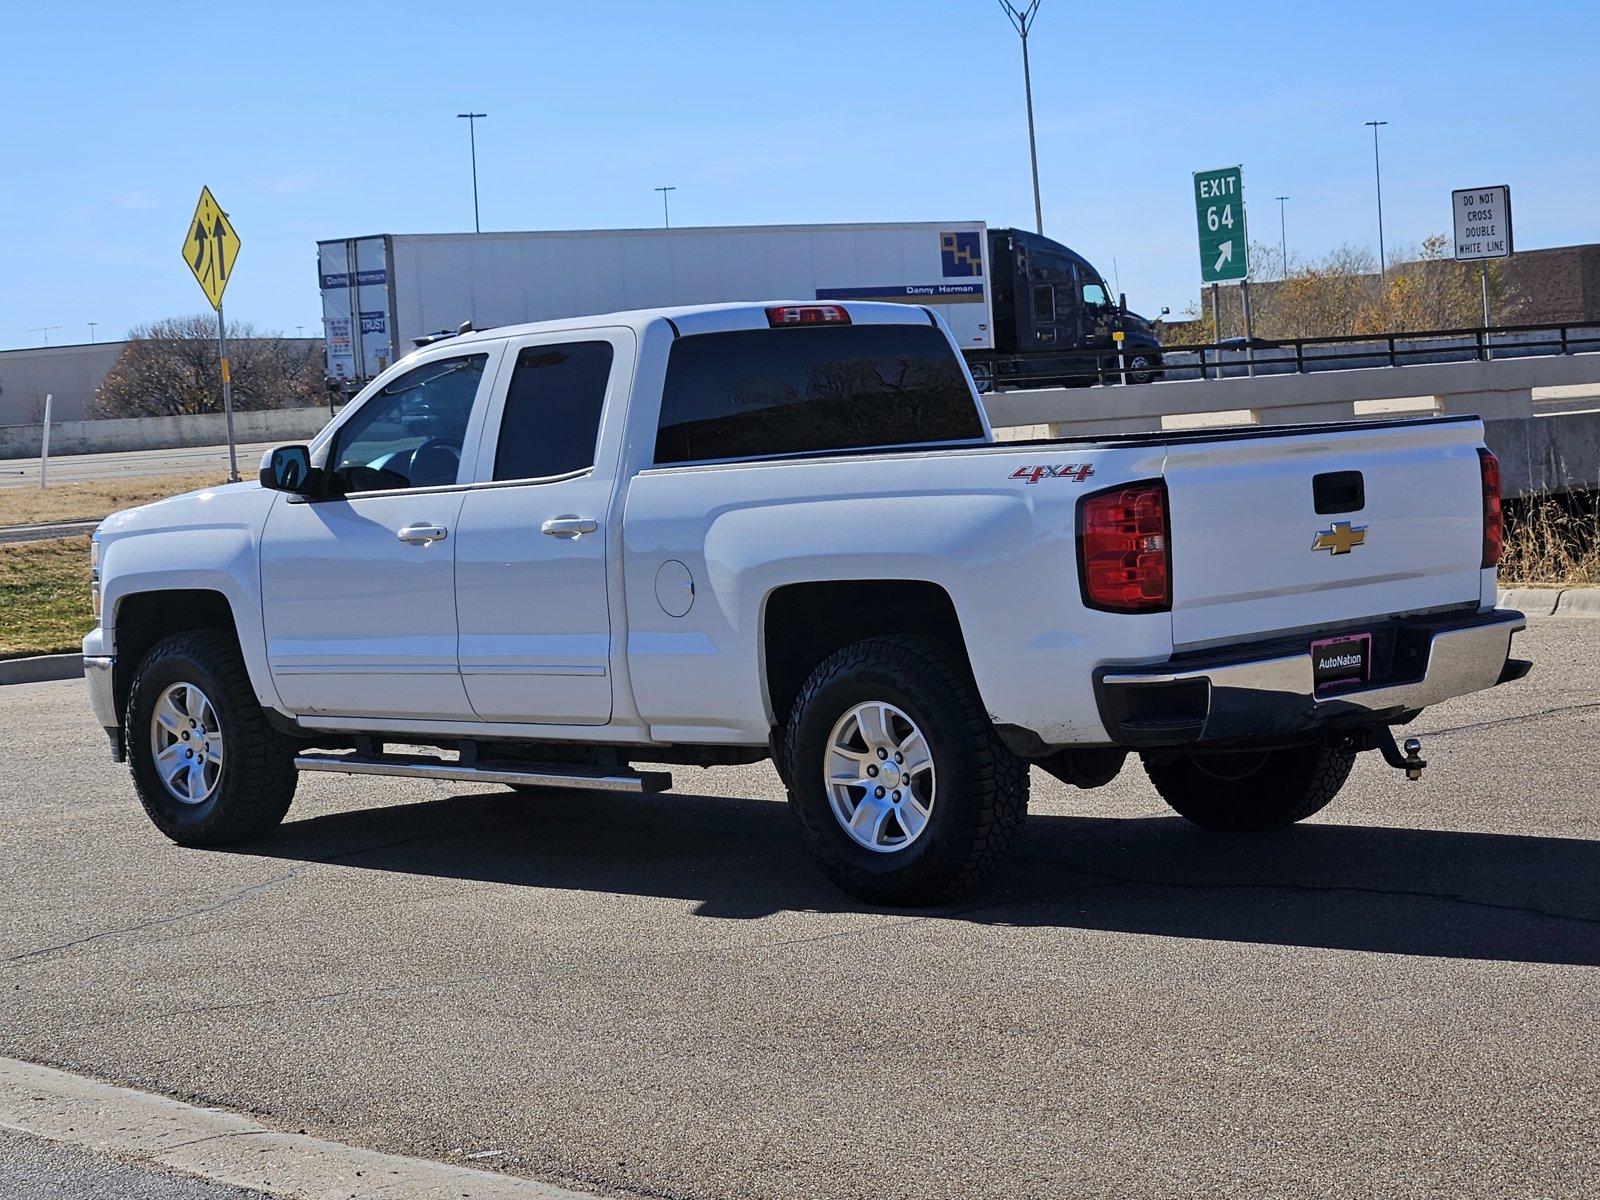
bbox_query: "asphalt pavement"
[0,441,286,488]
[0,1129,264,1200]
[1,616,1596,1199]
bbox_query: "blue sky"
[2,0,1596,349]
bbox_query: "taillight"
[1478,447,1503,568]
[765,304,850,326]
[90,532,102,624]
[1078,480,1171,612]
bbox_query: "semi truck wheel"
[1141,741,1355,832]
[1127,353,1156,384]
[126,630,298,846]
[782,636,1027,906]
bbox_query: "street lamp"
[654,185,676,229]
[87,321,98,343]
[1364,120,1388,278]
[456,112,488,233]
[1274,196,1289,278]
[997,0,1045,235]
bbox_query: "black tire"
[1127,354,1155,385]
[126,630,298,846]
[782,636,1027,906]
[1142,741,1355,832]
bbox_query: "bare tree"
[1169,235,1515,342]
[91,316,323,419]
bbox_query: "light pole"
[998,0,1045,235]
[28,325,61,346]
[456,112,487,233]
[654,185,676,229]
[1274,196,1289,278]
[87,321,98,343]
[1364,120,1388,278]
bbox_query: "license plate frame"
[1311,631,1372,695]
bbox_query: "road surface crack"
[1015,855,1600,929]
[0,873,299,969]
[1419,699,1600,739]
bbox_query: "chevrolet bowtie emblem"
[1312,521,1368,555]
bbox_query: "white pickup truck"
[85,301,1530,904]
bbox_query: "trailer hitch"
[1361,725,1427,781]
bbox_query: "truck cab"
[986,228,1164,386]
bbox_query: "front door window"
[330,354,487,493]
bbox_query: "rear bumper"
[1095,608,1526,749]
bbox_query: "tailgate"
[1163,418,1486,648]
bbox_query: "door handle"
[397,523,449,545]
[541,516,599,539]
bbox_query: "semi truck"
[317,222,1163,390]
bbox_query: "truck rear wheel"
[1141,741,1355,832]
[126,630,298,846]
[782,636,1027,906]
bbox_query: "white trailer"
[317,222,994,383]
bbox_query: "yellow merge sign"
[182,186,241,310]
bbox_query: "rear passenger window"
[493,341,614,481]
[654,325,982,465]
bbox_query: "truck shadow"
[246,785,1600,967]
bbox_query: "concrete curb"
[1499,586,1600,617]
[0,653,81,685]
[1557,588,1600,616]
[0,1056,603,1200]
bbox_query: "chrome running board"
[294,751,670,794]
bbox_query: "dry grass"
[0,472,226,528]
[1500,492,1600,586]
[0,535,93,658]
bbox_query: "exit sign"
[1194,166,1248,284]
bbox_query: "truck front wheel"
[126,630,298,846]
[1141,741,1355,832]
[782,636,1027,906]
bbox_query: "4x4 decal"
[1010,464,1095,484]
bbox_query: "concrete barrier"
[0,405,336,460]
[983,351,1600,434]
[1482,410,1600,496]
[983,350,1600,497]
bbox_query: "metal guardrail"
[969,319,1600,391]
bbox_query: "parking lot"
[2,614,1596,1199]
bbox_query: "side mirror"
[259,444,313,494]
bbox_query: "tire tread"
[782,635,1026,903]
[126,629,297,846]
